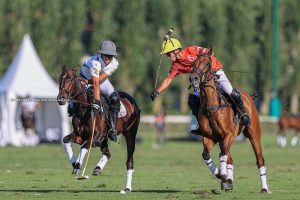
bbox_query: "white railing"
[141,115,279,124]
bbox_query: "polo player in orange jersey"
[151,38,251,134]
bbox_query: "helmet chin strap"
[174,49,181,60]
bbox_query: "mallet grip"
[164,27,174,41]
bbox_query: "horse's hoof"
[124,188,131,193]
[120,188,131,194]
[215,172,221,179]
[92,166,101,176]
[72,168,80,174]
[221,181,232,191]
[72,163,81,174]
[226,180,233,191]
[261,188,269,194]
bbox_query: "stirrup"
[241,113,251,127]
[191,129,201,135]
[108,129,117,142]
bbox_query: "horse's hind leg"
[244,125,269,193]
[277,119,287,147]
[202,137,220,179]
[93,139,111,176]
[290,131,298,146]
[123,123,138,193]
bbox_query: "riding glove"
[150,91,159,101]
[91,99,101,111]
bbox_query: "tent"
[0,34,70,146]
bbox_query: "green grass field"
[0,130,299,200]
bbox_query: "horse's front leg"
[72,142,89,174]
[219,134,235,191]
[93,139,111,176]
[226,152,234,189]
[202,137,220,179]
[64,142,77,171]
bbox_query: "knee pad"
[109,92,120,112]
[230,89,244,107]
[87,86,94,101]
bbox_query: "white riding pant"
[100,79,126,117]
[215,69,233,95]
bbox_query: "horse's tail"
[251,92,259,99]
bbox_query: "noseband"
[59,73,90,106]
[190,55,217,91]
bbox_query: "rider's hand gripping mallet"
[76,110,96,180]
[154,27,174,89]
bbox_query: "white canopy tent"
[0,34,70,146]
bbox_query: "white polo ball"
[120,190,126,194]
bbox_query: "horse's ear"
[71,68,78,73]
[62,65,68,72]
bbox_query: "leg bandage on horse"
[259,166,269,191]
[76,148,88,165]
[125,169,134,191]
[64,142,77,164]
[227,164,234,181]
[204,157,219,176]
[96,155,109,170]
[219,155,228,176]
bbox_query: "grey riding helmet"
[98,40,118,56]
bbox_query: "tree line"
[0,0,299,114]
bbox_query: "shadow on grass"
[0,189,183,193]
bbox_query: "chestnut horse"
[190,49,269,193]
[57,66,140,193]
[277,115,300,147]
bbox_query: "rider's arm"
[155,64,179,93]
[92,76,100,100]
[90,60,101,101]
[99,72,109,82]
[156,77,173,94]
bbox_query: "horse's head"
[57,65,78,105]
[190,47,214,89]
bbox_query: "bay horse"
[277,115,300,147]
[190,48,269,193]
[57,66,140,193]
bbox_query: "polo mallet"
[154,27,174,89]
[76,109,96,180]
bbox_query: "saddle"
[215,86,238,114]
[189,74,240,127]
[209,86,240,128]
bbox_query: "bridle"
[190,54,224,113]
[190,54,217,92]
[59,71,91,106]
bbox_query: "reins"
[67,76,92,106]
[191,58,230,113]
